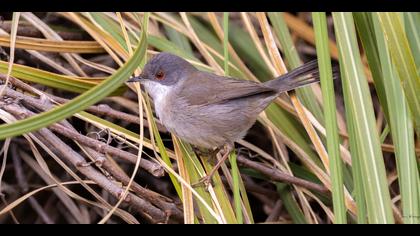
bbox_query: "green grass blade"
[87,12,133,54]
[235,169,254,223]
[0,61,126,94]
[174,141,218,223]
[344,87,367,223]
[353,13,390,120]
[313,12,346,224]
[276,183,307,223]
[223,12,243,223]
[379,124,390,143]
[373,14,420,224]
[332,12,394,223]
[148,35,194,58]
[377,13,420,136]
[186,15,246,80]
[403,13,420,73]
[163,25,194,55]
[0,14,149,140]
[188,148,238,223]
[339,55,367,223]
[229,151,243,224]
[227,22,271,80]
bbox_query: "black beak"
[127,75,145,83]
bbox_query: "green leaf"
[163,24,194,55]
[353,12,390,121]
[403,13,420,74]
[377,13,420,136]
[373,14,420,224]
[276,183,307,224]
[0,61,126,95]
[313,12,346,224]
[333,12,394,223]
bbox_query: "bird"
[128,52,335,186]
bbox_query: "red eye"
[155,71,165,80]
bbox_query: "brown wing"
[176,71,276,106]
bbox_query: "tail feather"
[264,60,339,93]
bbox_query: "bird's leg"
[193,144,233,188]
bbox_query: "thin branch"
[11,145,55,224]
[0,21,85,40]
[236,155,329,194]
[265,200,283,222]
[84,148,183,220]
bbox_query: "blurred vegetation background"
[0,12,419,224]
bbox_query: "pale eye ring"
[155,70,165,80]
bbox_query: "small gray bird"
[128,52,332,185]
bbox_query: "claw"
[191,143,234,189]
[192,176,213,189]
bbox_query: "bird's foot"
[192,175,213,189]
[192,146,219,157]
[191,143,233,189]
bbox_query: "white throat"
[142,80,171,120]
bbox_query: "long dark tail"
[263,60,339,93]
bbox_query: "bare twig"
[221,175,278,199]
[27,197,55,224]
[83,148,183,220]
[0,21,85,40]
[0,75,44,97]
[265,200,283,222]
[236,155,328,194]
[35,196,60,224]
[12,145,54,224]
[51,123,164,177]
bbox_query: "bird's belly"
[160,114,225,149]
[158,102,258,149]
